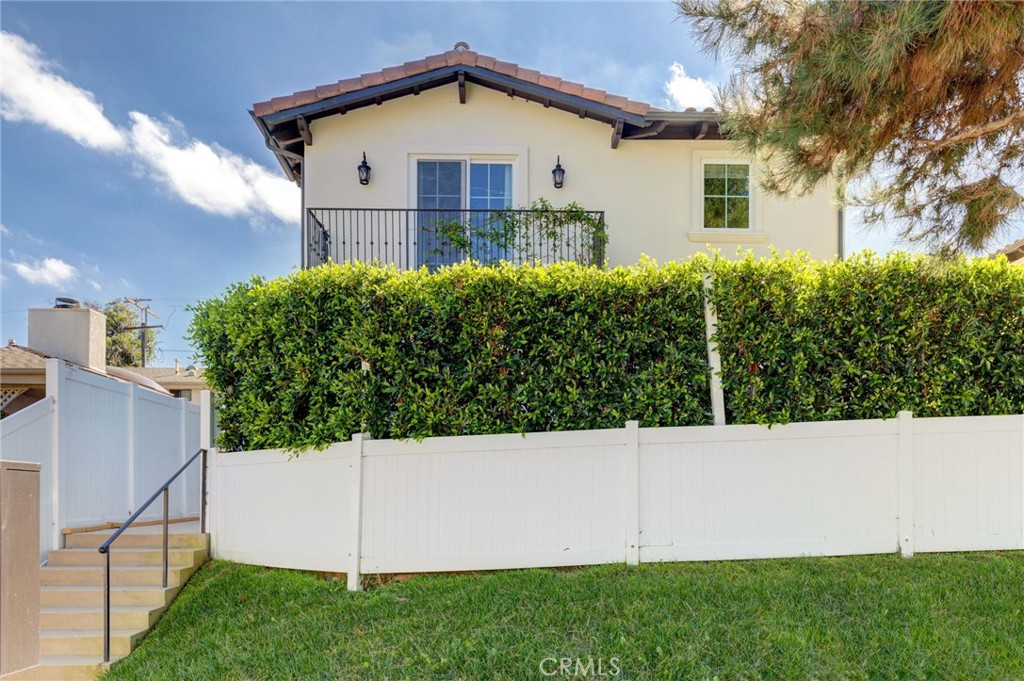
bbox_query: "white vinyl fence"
[209,412,1024,590]
[0,359,201,560]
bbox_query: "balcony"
[304,208,606,269]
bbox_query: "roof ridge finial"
[453,41,470,52]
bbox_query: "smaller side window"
[703,163,750,229]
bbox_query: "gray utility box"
[0,460,40,677]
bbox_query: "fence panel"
[638,421,900,561]
[183,403,202,517]
[59,367,131,528]
[0,398,55,561]
[359,429,627,574]
[212,442,355,572]
[133,390,191,521]
[210,413,1024,583]
[913,415,1024,552]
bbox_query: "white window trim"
[690,151,763,237]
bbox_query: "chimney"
[174,358,180,374]
[27,299,107,373]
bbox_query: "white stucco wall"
[303,83,840,267]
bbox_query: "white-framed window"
[702,162,750,229]
[691,151,759,233]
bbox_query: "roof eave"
[258,65,649,129]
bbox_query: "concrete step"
[40,605,164,631]
[40,629,144,657]
[40,585,179,608]
[0,656,109,681]
[41,564,195,587]
[47,547,207,569]
[65,530,208,551]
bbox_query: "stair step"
[40,629,144,657]
[41,564,196,587]
[40,585,178,608]
[47,547,206,568]
[40,605,163,631]
[65,531,208,550]
[0,656,109,681]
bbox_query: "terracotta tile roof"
[253,45,654,119]
[0,345,50,372]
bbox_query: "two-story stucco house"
[251,43,842,269]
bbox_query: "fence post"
[624,421,640,566]
[702,274,726,426]
[897,410,915,558]
[199,391,214,551]
[44,358,62,551]
[178,395,188,516]
[126,382,136,514]
[348,433,365,591]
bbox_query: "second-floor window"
[416,159,514,267]
[703,162,750,229]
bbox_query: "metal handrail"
[97,447,208,662]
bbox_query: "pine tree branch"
[916,110,1024,152]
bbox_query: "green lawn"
[104,553,1024,680]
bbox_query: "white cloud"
[0,224,10,236]
[663,62,718,111]
[0,31,125,150]
[11,257,78,287]
[127,112,297,223]
[1,31,298,226]
[87,279,102,291]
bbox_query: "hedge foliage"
[190,261,712,450]
[189,253,1024,452]
[708,252,1024,424]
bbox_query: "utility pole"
[124,298,163,368]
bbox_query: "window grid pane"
[704,163,750,229]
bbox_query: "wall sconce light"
[357,152,372,185]
[552,156,565,189]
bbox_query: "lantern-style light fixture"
[357,152,372,185]
[552,156,565,189]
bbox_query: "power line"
[124,298,163,368]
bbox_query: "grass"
[103,553,1024,680]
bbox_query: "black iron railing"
[304,208,606,269]
[97,448,207,662]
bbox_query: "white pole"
[348,432,365,591]
[897,410,915,558]
[702,274,727,426]
[624,421,640,565]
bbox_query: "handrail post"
[103,549,111,662]
[162,488,169,588]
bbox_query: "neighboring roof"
[995,236,1024,263]
[130,366,206,382]
[0,344,49,372]
[105,367,173,396]
[252,42,723,183]
[0,344,197,397]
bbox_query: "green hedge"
[190,261,712,450]
[189,254,1024,452]
[708,252,1024,424]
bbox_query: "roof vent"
[54,297,81,309]
[453,41,470,52]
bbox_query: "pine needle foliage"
[677,0,1024,254]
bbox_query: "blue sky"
[1,1,908,365]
